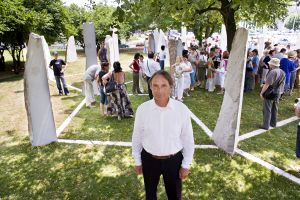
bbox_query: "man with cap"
[259,58,285,130]
[49,52,70,96]
[280,51,297,95]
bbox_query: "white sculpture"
[41,37,54,80]
[66,36,77,62]
[24,33,57,146]
[220,24,227,51]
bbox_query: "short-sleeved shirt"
[49,59,66,76]
[98,70,108,86]
[132,60,140,73]
[280,58,295,85]
[263,56,271,69]
[159,50,166,61]
[84,65,100,81]
[251,55,260,74]
[266,68,285,94]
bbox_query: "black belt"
[143,149,181,160]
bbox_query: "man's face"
[54,54,58,59]
[151,75,172,102]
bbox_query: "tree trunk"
[220,0,237,52]
[205,26,211,39]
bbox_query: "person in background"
[262,50,275,85]
[158,45,167,70]
[294,100,300,158]
[259,58,285,130]
[132,70,194,200]
[84,64,100,108]
[172,56,189,102]
[274,48,286,60]
[97,42,108,64]
[49,52,70,96]
[182,54,193,96]
[251,49,260,90]
[129,53,142,95]
[144,51,161,99]
[97,62,110,116]
[188,46,199,91]
[196,51,208,88]
[139,55,146,93]
[290,50,300,94]
[295,49,300,88]
[259,50,269,86]
[102,61,134,120]
[206,51,215,92]
[280,51,296,95]
[244,51,253,92]
[216,51,229,94]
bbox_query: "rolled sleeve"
[180,111,195,169]
[132,106,144,166]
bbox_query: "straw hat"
[268,58,280,67]
[287,51,297,58]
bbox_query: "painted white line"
[49,78,82,92]
[239,116,298,142]
[56,98,86,136]
[64,73,83,78]
[190,111,213,138]
[128,93,148,96]
[58,138,218,149]
[235,148,300,185]
[124,80,133,85]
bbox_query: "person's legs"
[85,80,95,107]
[139,71,144,93]
[99,86,107,115]
[262,99,272,129]
[177,77,184,100]
[270,100,279,127]
[134,72,142,93]
[60,75,69,95]
[132,72,137,94]
[162,152,183,200]
[141,149,161,200]
[160,60,165,70]
[147,76,153,99]
[290,71,296,93]
[55,76,63,95]
[190,70,196,90]
[296,125,300,158]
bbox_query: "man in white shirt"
[132,71,195,200]
[144,51,161,99]
[83,64,100,108]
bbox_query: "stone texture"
[83,23,99,95]
[181,26,187,44]
[153,28,160,53]
[66,36,77,62]
[24,33,57,146]
[112,30,120,62]
[176,39,183,57]
[41,37,54,80]
[258,36,265,56]
[168,39,179,69]
[220,24,227,51]
[212,28,248,154]
[148,34,155,53]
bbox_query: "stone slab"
[153,28,160,53]
[24,33,57,146]
[148,34,155,53]
[212,28,248,154]
[66,36,77,62]
[41,37,54,80]
[220,24,227,51]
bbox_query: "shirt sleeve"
[132,106,144,166]
[180,108,195,169]
[61,60,66,65]
[49,60,53,67]
[265,70,276,85]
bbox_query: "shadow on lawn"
[1,135,300,199]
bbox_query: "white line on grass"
[56,99,86,137]
[49,78,82,93]
[235,148,300,185]
[124,80,133,85]
[190,111,213,138]
[128,93,149,96]
[238,116,298,142]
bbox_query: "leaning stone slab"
[212,28,248,154]
[24,33,57,146]
[153,28,160,53]
[66,36,77,62]
[148,34,155,53]
[41,37,54,80]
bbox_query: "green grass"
[2,51,300,199]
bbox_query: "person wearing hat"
[259,58,285,130]
[49,52,70,96]
[280,51,296,95]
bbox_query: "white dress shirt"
[132,98,195,169]
[144,58,160,77]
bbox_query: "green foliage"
[285,12,300,30]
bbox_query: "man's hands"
[134,165,143,175]
[179,167,189,180]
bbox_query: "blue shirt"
[252,55,259,74]
[280,58,295,85]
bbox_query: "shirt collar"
[150,98,175,110]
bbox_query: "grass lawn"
[1,50,300,199]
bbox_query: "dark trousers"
[132,72,141,94]
[141,149,183,200]
[146,76,153,99]
[296,125,300,158]
[244,71,253,92]
[160,60,165,70]
[55,75,69,95]
[262,98,278,129]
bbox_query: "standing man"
[132,70,195,200]
[84,64,100,108]
[49,52,70,96]
[144,51,160,99]
[158,45,167,70]
[97,42,108,64]
[259,58,285,130]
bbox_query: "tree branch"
[195,2,221,16]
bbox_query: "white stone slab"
[83,23,99,95]
[148,34,155,53]
[220,24,227,51]
[181,26,187,45]
[153,28,160,53]
[66,36,77,62]
[112,31,120,62]
[212,28,248,154]
[41,37,55,80]
[176,39,183,57]
[258,36,265,57]
[24,33,57,146]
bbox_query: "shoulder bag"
[104,72,118,94]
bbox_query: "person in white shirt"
[83,64,100,108]
[132,70,194,200]
[139,55,146,93]
[144,51,161,99]
[158,45,167,70]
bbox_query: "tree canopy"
[285,12,300,30]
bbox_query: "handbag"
[104,72,117,94]
[263,72,285,100]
